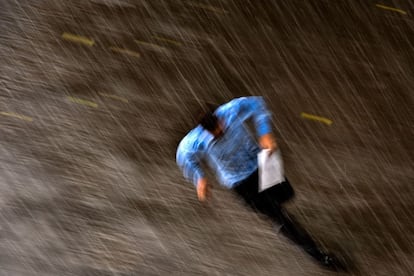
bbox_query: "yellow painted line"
[67,96,98,108]
[61,32,95,46]
[300,112,333,125]
[0,112,33,122]
[187,2,229,14]
[134,40,168,51]
[109,47,141,58]
[152,36,182,46]
[99,93,129,103]
[375,4,407,15]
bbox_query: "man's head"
[198,104,224,139]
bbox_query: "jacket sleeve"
[232,96,272,137]
[176,137,205,187]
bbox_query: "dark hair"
[197,103,219,131]
[199,112,219,131]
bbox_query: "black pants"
[233,170,324,260]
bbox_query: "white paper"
[258,149,285,192]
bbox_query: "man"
[176,96,342,270]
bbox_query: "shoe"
[319,253,346,271]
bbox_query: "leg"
[233,173,341,269]
[234,174,320,256]
[255,191,324,260]
[263,177,295,204]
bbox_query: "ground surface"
[1,0,413,275]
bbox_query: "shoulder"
[215,98,236,117]
[177,126,207,153]
[214,97,248,124]
[215,97,257,114]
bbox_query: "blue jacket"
[176,96,272,189]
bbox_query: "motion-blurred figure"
[176,96,343,270]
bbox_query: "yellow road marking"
[152,36,182,46]
[109,47,141,58]
[375,4,407,15]
[67,96,98,108]
[300,112,333,125]
[134,40,168,51]
[62,32,95,46]
[187,2,229,14]
[99,93,129,103]
[0,112,33,122]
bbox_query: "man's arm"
[259,133,278,154]
[233,96,278,153]
[176,138,210,202]
[196,177,210,202]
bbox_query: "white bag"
[258,149,285,192]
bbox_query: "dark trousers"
[233,170,324,260]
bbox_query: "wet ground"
[1,0,413,275]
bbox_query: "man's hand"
[259,133,278,155]
[197,178,211,202]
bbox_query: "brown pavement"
[1,0,413,275]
